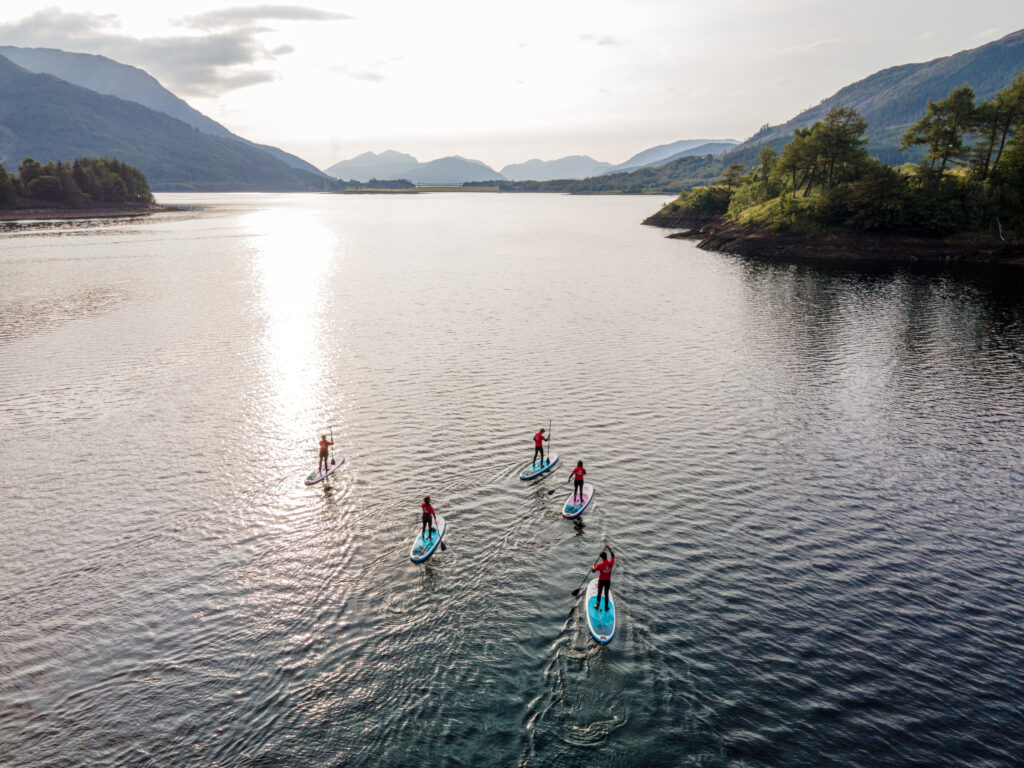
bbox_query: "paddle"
[547,478,570,496]
[547,419,552,466]
[571,549,605,597]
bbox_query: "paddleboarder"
[592,546,615,611]
[317,434,333,474]
[421,495,437,539]
[568,460,587,503]
[532,428,549,467]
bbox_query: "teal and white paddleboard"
[519,453,559,480]
[410,515,446,563]
[305,457,345,486]
[562,483,594,518]
[585,578,615,644]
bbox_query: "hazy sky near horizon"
[2,2,1023,170]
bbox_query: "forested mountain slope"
[727,28,1024,167]
[0,55,328,191]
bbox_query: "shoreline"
[644,212,1024,267]
[0,203,177,223]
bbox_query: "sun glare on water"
[246,204,341,453]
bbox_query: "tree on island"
[1,157,153,210]
[900,85,977,176]
[662,76,1024,237]
[716,163,746,190]
[0,163,15,206]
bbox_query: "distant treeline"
[330,178,415,190]
[464,154,725,194]
[0,156,153,209]
[660,73,1024,237]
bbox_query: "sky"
[2,1,1023,170]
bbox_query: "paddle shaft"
[544,481,569,499]
[572,547,609,596]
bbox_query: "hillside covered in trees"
[468,154,726,194]
[647,75,1024,263]
[0,54,328,192]
[725,28,1024,168]
[0,157,154,212]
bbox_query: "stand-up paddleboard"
[304,457,345,486]
[519,453,559,480]
[562,483,594,518]
[410,515,446,563]
[585,578,616,644]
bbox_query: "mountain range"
[600,139,738,174]
[0,54,331,191]
[0,46,328,180]
[501,155,613,181]
[325,152,508,184]
[3,29,1023,193]
[327,140,739,184]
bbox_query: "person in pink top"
[532,428,548,467]
[592,546,615,611]
[421,496,437,539]
[568,460,586,503]
[317,434,333,474]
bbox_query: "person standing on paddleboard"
[592,546,615,611]
[569,460,586,503]
[317,434,333,474]
[421,496,437,538]
[533,428,549,466]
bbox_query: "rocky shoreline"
[0,203,174,222]
[643,211,1024,267]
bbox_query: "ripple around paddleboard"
[3,195,1024,767]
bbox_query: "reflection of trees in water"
[733,259,1024,389]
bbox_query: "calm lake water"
[2,193,1023,768]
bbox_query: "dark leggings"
[421,514,435,537]
[319,451,329,471]
[573,478,584,501]
[533,445,545,465]
[596,580,610,609]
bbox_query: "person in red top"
[317,434,333,474]
[568,460,586,503]
[421,495,437,539]
[592,545,615,611]
[532,428,548,467]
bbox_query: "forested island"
[645,76,1024,265]
[0,156,161,219]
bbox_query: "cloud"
[974,27,1003,40]
[773,37,844,55]
[333,65,387,82]
[182,5,354,30]
[0,7,343,96]
[332,57,401,83]
[577,33,623,47]
[912,31,934,42]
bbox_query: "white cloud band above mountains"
[0,6,351,96]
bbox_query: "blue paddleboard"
[562,483,594,518]
[305,457,345,485]
[410,515,446,563]
[585,578,615,644]
[519,453,559,480]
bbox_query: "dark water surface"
[2,193,1023,768]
